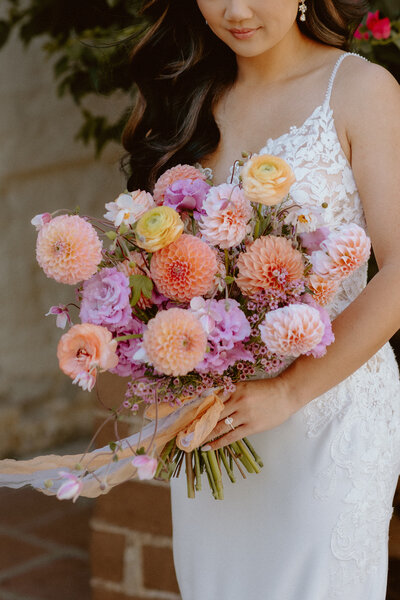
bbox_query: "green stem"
[219,448,236,483]
[231,441,255,473]
[201,451,218,499]
[207,450,224,500]
[243,437,264,467]
[193,448,202,491]
[185,452,195,499]
[154,437,176,479]
[236,439,261,473]
[114,333,143,342]
[253,203,262,239]
[224,248,230,275]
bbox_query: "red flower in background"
[354,10,391,41]
[366,10,391,39]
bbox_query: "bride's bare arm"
[203,62,400,451]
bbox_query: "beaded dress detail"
[170,52,400,600]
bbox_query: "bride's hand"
[201,378,296,451]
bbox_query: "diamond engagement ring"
[225,416,235,430]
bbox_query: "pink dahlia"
[153,164,207,205]
[258,304,324,358]
[199,183,253,248]
[150,234,217,302]
[307,273,339,307]
[310,224,371,281]
[236,235,304,297]
[143,308,207,376]
[36,215,103,285]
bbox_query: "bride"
[121,0,400,598]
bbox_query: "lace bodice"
[196,51,370,321]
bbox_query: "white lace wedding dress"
[170,52,400,600]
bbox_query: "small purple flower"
[163,178,210,218]
[45,304,72,329]
[80,267,132,331]
[190,297,254,373]
[110,317,147,378]
[56,471,83,502]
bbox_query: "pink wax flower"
[259,304,325,358]
[310,223,371,281]
[31,212,52,231]
[132,454,158,480]
[110,317,147,378]
[56,471,83,502]
[366,10,391,39]
[299,227,330,253]
[45,304,73,329]
[80,268,132,331]
[163,178,210,218]
[301,294,335,358]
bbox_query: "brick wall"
[90,373,180,600]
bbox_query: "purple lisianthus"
[190,297,254,374]
[110,317,147,378]
[163,178,210,219]
[80,267,131,331]
[299,227,330,253]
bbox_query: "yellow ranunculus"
[241,154,296,206]
[135,206,184,252]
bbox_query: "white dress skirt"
[170,52,400,600]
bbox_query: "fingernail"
[201,444,212,451]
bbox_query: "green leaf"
[109,441,117,452]
[105,230,117,240]
[129,274,154,306]
[136,446,146,455]
[224,275,235,284]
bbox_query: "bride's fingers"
[201,424,248,452]
[202,412,243,445]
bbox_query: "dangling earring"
[298,0,307,22]
[205,19,208,25]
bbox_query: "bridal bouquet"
[30,152,371,501]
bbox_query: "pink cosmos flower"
[45,304,73,329]
[366,10,391,39]
[132,454,158,480]
[199,184,253,248]
[56,471,83,502]
[258,304,325,358]
[31,212,52,231]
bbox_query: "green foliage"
[1,0,399,155]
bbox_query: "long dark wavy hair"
[121,0,369,192]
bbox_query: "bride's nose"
[223,0,254,24]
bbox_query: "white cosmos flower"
[104,191,155,227]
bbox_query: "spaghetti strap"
[323,52,370,108]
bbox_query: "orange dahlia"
[117,251,153,310]
[36,215,103,285]
[143,308,207,376]
[236,235,304,297]
[150,234,217,302]
[153,164,207,205]
[307,273,339,306]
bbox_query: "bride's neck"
[234,25,321,88]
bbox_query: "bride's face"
[196,0,301,57]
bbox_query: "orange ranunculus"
[241,154,296,205]
[57,323,118,390]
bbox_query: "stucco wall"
[0,30,128,456]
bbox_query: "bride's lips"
[228,27,261,39]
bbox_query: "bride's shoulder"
[334,53,399,128]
